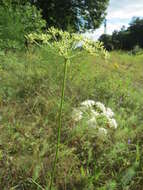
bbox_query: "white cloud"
[84,22,126,41]
[107,0,143,21]
[107,3,143,19]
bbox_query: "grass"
[0,48,143,189]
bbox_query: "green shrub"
[0,2,46,50]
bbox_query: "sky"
[85,0,143,40]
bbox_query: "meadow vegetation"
[0,1,143,189]
[0,47,143,189]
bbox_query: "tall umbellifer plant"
[26,27,108,189]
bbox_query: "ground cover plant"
[0,46,143,190]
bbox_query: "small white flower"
[98,127,107,135]
[108,118,118,129]
[106,107,114,118]
[90,109,99,117]
[81,100,95,107]
[87,117,97,128]
[100,112,109,119]
[72,108,83,122]
[95,102,106,113]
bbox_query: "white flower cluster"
[72,100,118,135]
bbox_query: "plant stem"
[49,58,68,190]
[28,178,45,190]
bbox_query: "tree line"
[99,17,143,52]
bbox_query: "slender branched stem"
[26,28,108,190]
[49,58,68,190]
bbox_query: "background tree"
[99,34,113,50]
[31,0,109,32]
[99,17,143,52]
[129,17,143,48]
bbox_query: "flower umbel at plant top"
[26,27,108,190]
[26,27,108,60]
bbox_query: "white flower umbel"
[72,100,118,134]
[108,118,118,129]
[98,127,107,135]
[90,109,100,117]
[106,107,114,118]
[86,116,97,129]
[72,108,83,122]
[81,100,95,107]
[95,102,106,113]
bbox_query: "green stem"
[28,178,45,190]
[49,58,68,190]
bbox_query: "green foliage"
[0,2,46,50]
[32,0,109,32]
[99,34,113,51]
[129,17,143,48]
